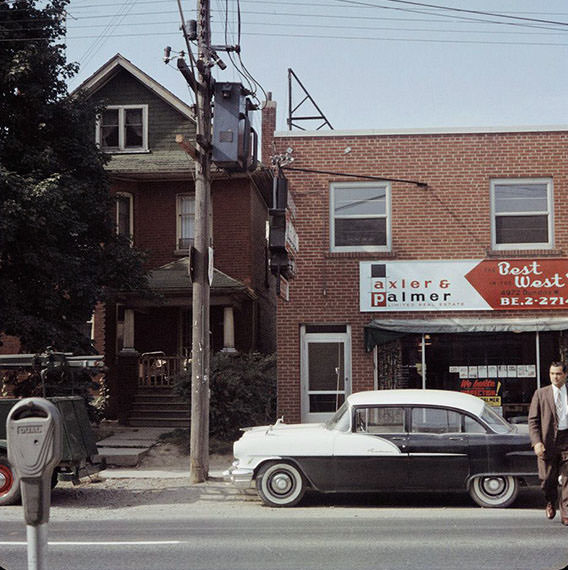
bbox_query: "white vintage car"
[225,389,539,508]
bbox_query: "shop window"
[97,105,148,152]
[176,194,195,251]
[354,406,404,434]
[330,182,391,252]
[115,192,133,243]
[491,178,553,249]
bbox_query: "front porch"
[106,260,257,426]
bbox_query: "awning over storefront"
[364,317,568,351]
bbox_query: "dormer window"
[97,105,148,152]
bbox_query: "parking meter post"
[6,398,63,570]
[27,524,48,570]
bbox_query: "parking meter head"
[6,398,63,525]
[6,398,63,478]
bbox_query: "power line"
[332,0,568,31]
[382,0,568,27]
[5,30,568,47]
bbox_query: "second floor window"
[116,192,133,242]
[491,178,553,249]
[177,194,195,251]
[330,182,391,252]
[97,105,148,152]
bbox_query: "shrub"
[174,352,277,442]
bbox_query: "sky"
[64,0,568,135]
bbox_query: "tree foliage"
[0,0,148,352]
[174,352,277,442]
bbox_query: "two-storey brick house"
[262,101,568,424]
[75,54,276,425]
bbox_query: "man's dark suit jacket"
[528,385,559,477]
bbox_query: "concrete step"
[97,446,150,467]
[96,427,166,467]
[128,417,190,428]
[130,404,189,412]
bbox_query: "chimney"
[261,92,277,166]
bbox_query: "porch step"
[128,417,190,428]
[127,388,190,428]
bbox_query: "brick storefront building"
[263,101,568,424]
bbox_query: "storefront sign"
[459,378,501,398]
[360,259,568,312]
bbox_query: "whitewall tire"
[469,475,519,508]
[256,462,306,507]
[0,457,21,506]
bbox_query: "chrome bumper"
[224,462,254,489]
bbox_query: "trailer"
[0,352,106,505]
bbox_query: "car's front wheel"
[469,475,519,508]
[256,462,306,507]
[0,457,21,506]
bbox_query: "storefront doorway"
[300,325,351,423]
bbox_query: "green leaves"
[0,0,149,352]
[174,352,277,442]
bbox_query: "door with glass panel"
[301,327,351,423]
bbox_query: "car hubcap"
[272,473,293,494]
[483,477,506,495]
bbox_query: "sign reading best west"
[360,259,568,312]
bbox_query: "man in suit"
[528,361,568,524]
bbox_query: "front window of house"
[491,178,553,249]
[97,105,148,152]
[330,182,391,252]
[177,194,195,251]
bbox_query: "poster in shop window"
[360,259,568,312]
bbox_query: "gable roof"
[72,53,195,122]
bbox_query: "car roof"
[346,389,486,417]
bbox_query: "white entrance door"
[301,326,351,423]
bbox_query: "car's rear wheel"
[256,462,306,507]
[0,457,21,506]
[469,475,519,508]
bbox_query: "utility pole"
[189,0,213,484]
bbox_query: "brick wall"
[269,126,568,422]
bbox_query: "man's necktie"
[557,390,565,422]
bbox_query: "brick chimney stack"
[261,92,277,166]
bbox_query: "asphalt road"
[1,487,568,570]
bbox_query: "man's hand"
[534,442,546,457]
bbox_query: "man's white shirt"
[553,384,568,430]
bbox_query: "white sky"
[65,0,568,134]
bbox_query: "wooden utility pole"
[189,0,213,484]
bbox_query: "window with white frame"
[330,182,391,252]
[116,192,133,242]
[491,178,553,249]
[97,105,148,152]
[176,194,195,251]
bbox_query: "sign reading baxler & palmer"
[360,259,568,312]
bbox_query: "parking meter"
[6,398,62,525]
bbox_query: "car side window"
[411,407,461,434]
[463,414,487,434]
[354,406,405,434]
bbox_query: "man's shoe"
[546,503,556,519]
[562,517,568,526]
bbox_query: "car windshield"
[325,401,350,432]
[480,404,514,434]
